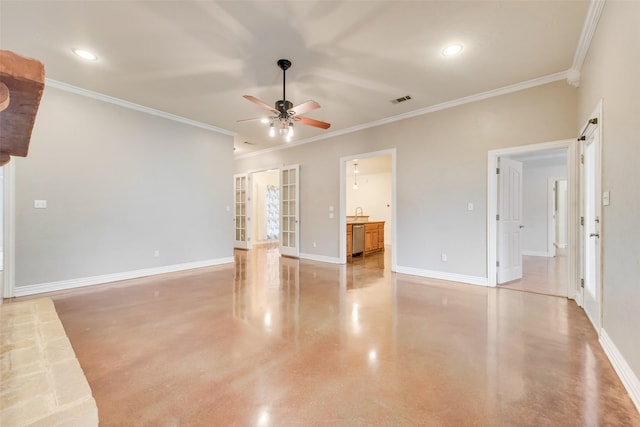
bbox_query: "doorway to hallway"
[487,139,576,299]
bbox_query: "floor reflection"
[40,244,640,426]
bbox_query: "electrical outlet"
[467,202,474,211]
[441,253,447,262]
[154,250,160,257]
[34,200,47,209]
[313,241,317,248]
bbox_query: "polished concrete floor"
[23,246,640,426]
[499,249,568,297]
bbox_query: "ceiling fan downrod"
[276,59,292,115]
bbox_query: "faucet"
[355,207,363,220]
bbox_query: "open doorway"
[499,149,568,296]
[341,149,396,270]
[250,170,280,247]
[488,140,577,299]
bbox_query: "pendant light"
[353,162,359,190]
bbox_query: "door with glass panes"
[280,165,299,257]
[234,173,252,249]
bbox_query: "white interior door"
[280,164,299,257]
[234,173,252,249]
[497,157,524,284]
[582,127,601,330]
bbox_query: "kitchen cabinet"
[347,221,384,256]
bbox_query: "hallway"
[499,249,569,297]
[25,246,640,426]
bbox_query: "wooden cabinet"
[347,221,384,257]
[365,223,378,252]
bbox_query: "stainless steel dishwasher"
[352,224,365,256]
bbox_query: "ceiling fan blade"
[296,116,331,130]
[237,116,269,123]
[243,95,278,113]
[288,100,320,116]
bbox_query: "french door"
[280,164,299,257]
[234,173,252,249]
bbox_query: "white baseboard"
[299,253,342,264]
[395,266,488,287]
[600,329,640,413]
[13,257,234,297]
[522,250,552,257]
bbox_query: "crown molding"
[45,78,236,136]
[572,0,606,72]
[235,70,569,160]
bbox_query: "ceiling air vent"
[391,95,412,104]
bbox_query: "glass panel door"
[280,165,299,257]
[234,173,252,249]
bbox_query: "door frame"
[2,161,15,299]
[339,148,397,270]
[487,139,578,299]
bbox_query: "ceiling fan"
[239,59,330,140]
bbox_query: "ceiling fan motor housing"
[275,99,293,114]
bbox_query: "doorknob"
[590,233,600,238]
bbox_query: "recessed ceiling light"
[72,48,97,61]
[442,43,463,57]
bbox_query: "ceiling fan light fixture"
[442,43,463,57]
[239,59,331,139]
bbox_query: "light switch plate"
[34,200,47,209]
[603,191,610,206]
[467,202,474,211]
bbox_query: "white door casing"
[280,164,299,257]
[581,121,602,331]
[234,173,252,250]
[497,157,524,284]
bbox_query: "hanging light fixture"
[353,162,359,190]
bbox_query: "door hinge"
[580,278,584,288]
[580,216,584,226]
[589,117,598,125]
[496,261,500,267]
[496,167,500,174]
[580,154,584,164]
[578,135,586,141]
[496,214,500,220]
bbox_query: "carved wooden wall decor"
[0,50,45,166]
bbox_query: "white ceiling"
[0,1,590,156]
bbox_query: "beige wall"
[578,1,640,382]
[15,86,234,288]
[236,80,577,278]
